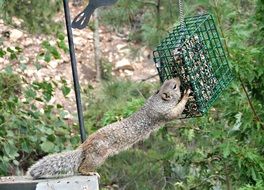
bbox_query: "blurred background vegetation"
[0,0,263,189]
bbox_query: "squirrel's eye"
[173,84,177,89]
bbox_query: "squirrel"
[27,78,191,179]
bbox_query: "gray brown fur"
[27,78,191,179]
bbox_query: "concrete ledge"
[0,175,99,190]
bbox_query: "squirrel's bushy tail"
[27,148,84,179]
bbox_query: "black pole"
[63,0,87,142]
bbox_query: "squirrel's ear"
[161,92,171,101]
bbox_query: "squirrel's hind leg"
[79,162,100,178]
[78,157,101,178]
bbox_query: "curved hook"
[72,5,94,29]
[72,0,118,30]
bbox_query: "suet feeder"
[153,14,233,118]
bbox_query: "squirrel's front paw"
[183,89,192,100]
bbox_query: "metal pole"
[63,0,87,142]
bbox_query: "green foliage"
[0,72,22,100]
[0,73,80,176]
[100,0,180,47]
[41,41,61,62]
[99,148,166,190]
[100,0,141,29]
[101,58,114,81]
[0,46,79,176]
[0,46,22,61]
[37,33,68,64]
[0,0,62,34]
[84,79,154,134]
[239,181,264,190]
[56,32,68,53]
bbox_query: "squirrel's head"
[146,78,182,118]
[156,78,181,102]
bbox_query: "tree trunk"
[93,9,102,81]
[72,0,83,6]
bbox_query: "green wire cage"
[153,14,233,118]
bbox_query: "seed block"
[153,14,233,117]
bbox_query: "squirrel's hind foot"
[79,171,100,179]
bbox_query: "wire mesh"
[153,14,233,118]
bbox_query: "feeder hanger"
[62,0,119,143]
[179,0,184,30]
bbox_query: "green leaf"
[187,129,195,141]
[7,130,14,137]
[0,115,5,125]
[35,97,43,102]
[57,33,65,41]
[41,41,50,49]
[251,168,257,181]
[13,160,19,166]
[50,47,61,59]
[4,142,18,158]
[57,40,68,52]
[61,86,71,97]
[0,48,6,57]
[44,52,51,62]
[223,143,230,158]
[43,91,52,102]
[7,47,14,53]
[56,104,63,109]
[10,53,17,60]
[40,141,55,153]
[238,159,242,169]
[7,100,16,110]
[21,141,30,153]
[15,46,22,53]
[25,88,37,99]
[45,128,54,135]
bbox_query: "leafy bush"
[239,181,264,190]
[0,41,80,176]
[0,72,80,176]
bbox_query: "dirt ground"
[0,3,159,115]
